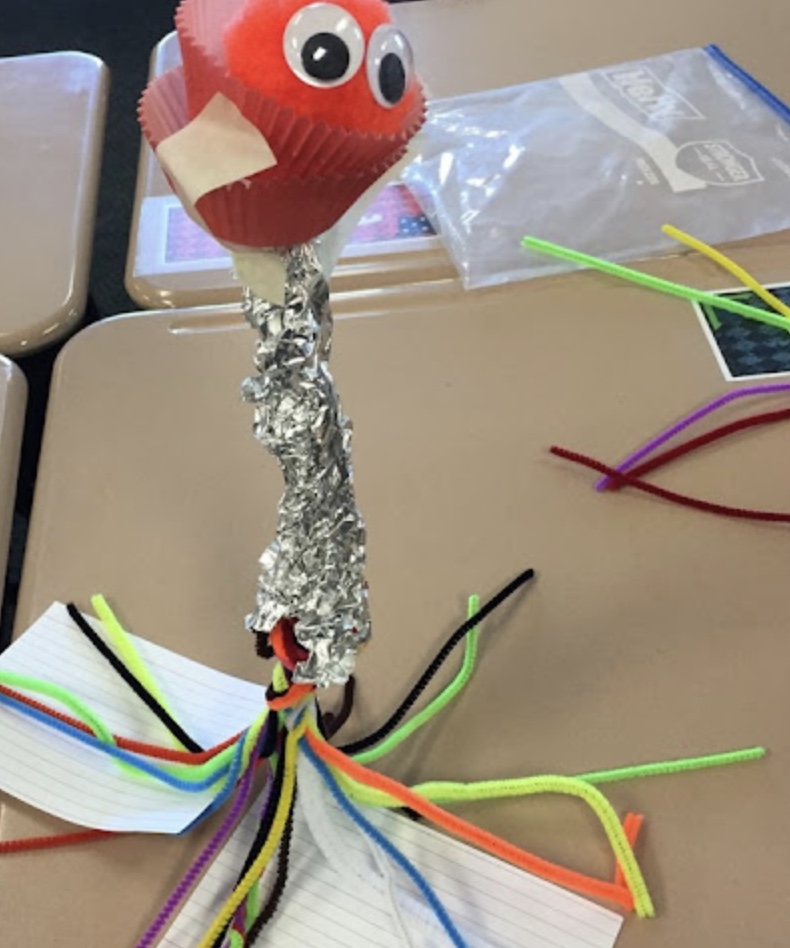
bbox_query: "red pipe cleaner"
[550,446,790,522]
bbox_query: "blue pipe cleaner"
[0,690,233,793]
[301,739,468,948]
[180,725,256,834]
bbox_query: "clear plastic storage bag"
[402,46,790,289]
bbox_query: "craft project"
[0,5,772,948]
[141,2,766,943]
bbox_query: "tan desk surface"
[0,52,108,356]
[6,240,790,946]
[0,357,26,600]
[401,0,790,99]
[125,0,790,311]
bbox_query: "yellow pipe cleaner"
[91,594,184,748]
[0,669,116,748]
[197,713,306,948]
[663,224,790,320]
[272,661,289,694]
[238,707,270,774]
[312,727,655,917]
[244,874,261,932]
[333,747,765,808]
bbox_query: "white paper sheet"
[0,602,265,833]
[161,759,623,948]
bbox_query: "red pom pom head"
[140,0,425,247]
[223,0,420,135]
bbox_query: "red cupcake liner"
[138,67,188,149]
[196,162,410,248]
[140,0,425,248]
[140,67,412,246]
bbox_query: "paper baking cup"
[140,67,412,246]
[138,67,187,148]
[196,161,410,247]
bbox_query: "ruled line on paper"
[0,602,266,833]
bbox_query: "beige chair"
[0,52,108,355]
[126,0,790,311]
[5,232,790,944]
[0,357,26,617]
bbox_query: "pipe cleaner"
[521,235,790,334]
[0,588,770,942]
[596,382,790,490]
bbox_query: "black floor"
[0,0,419,643]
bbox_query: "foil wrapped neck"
[241,244,370,687]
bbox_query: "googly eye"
[366,25,414,108]
[283,2,365,88]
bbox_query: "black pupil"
[302,32,350,82]
[379,52,406,105]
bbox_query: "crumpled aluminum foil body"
[240,243,370,686]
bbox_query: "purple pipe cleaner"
[135,725,271,948]
[596,383,790,491]
[225,750,287,946]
